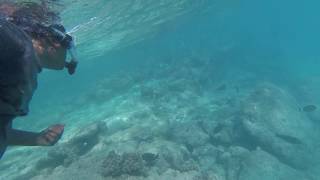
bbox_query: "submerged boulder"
[67,121,107,156]
[238,149,311,180]
[240,83,318,169]
[169,121,210,152]
[217,146,250,180]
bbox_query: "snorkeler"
[0,1,78,158]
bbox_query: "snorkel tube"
[50,25,78,75]
[68,39,77,62]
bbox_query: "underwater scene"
[2,0,320,179]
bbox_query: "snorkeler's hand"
[37,124,65,146]
[65,60,78,75]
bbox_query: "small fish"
[276,134,303,145]
[302,105,317,112]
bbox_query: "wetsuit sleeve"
[0,20,26,64]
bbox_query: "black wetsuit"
[0,19,41,158]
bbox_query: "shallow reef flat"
[1,57,320,180]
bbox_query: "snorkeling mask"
[49,24,78,75]
[0,14,78,74]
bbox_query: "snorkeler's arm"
[6,128,40,146]
[6,124,65,146]
[0,19,26,63]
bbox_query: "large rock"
[192,144,222,169]
[238,149,311,180]
[217,146,250,180]
[169,121,210,151]
[67,120,107,156]
[240,83,318,169]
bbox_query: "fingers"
[42,131,61,146]
[48,124,65,132]
[43,133,56,146]
[41,124,65,146]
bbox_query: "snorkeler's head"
[0,1,60,46]
[0,1,78,74]
[31,24,78,73]
[0,2,17,16]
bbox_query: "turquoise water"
[1,0,320,179]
